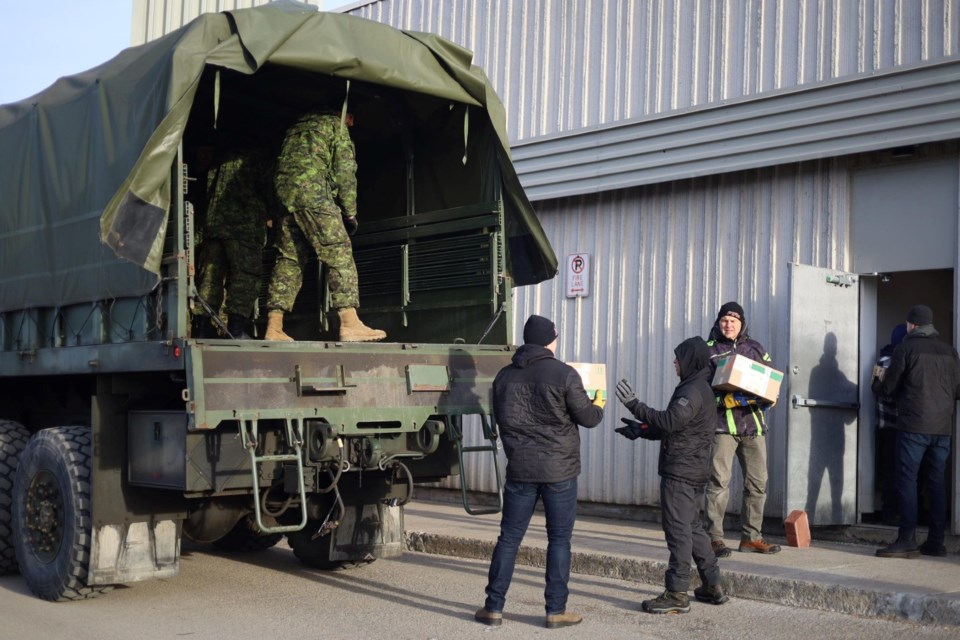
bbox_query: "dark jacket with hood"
[872,324,960,436]
[624,337,716,485]
[493,344,604,483]
[706,322,772,437]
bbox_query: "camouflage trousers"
[194,237,264,318]
[267,207,359,312]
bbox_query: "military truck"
[0,4,557,601]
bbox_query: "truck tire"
[0,420,30,575]
[213,514,283,552]
[13,427,110,601]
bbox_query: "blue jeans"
[896,431,951,544]
[484,478,578,615]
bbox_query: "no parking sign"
[565,253,590,298]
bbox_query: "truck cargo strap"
[238,417,309,534]
[448,414,503,516]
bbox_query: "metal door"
[786,264,860,525]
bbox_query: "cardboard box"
[711,354,783,404]
[568,362,607,400]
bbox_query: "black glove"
[616,378,637,406]
[342,215,358,236]
[615,418,646,441]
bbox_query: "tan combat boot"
[338,307,386,342]
[264,310,293,341]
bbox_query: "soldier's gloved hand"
[615,418,646,440]
[342,215,358,236]
[616,378,637,407]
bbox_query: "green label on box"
[770,371,784,382]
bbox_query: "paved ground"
[404,499,960,627]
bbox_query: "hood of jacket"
[675,336,711,381]
[512,343,555,368]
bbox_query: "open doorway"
[860,269,955,527]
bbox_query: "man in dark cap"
[703,301,780,556]
[872,305,960,558]
[475,314,605,629]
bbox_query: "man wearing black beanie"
[475,314,604,629]
[872,304,960,558]
[703,301,780,557]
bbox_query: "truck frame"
[0,4,556,601]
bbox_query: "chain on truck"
[0,5,557,601]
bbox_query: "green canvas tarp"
[0,1,556,314]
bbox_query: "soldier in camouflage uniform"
[193,147,277,339]
[265,111,386,342]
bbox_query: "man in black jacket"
[474,315,604,629]
[872,305,960,558]
[616,337,728,614]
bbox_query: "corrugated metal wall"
[343,0,957,512]
[450,158,851,510]
[353,0,959,141]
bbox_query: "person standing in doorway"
[872,323,907,525]
[616,336,729,614]
[873,305,960,558]
[704,302,780,556]
[474,315,605,629]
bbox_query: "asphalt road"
[0,542,956,640]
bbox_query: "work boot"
[226,314,252,340]
[739,538,781,554]
[338,307,386,342]
[264,310,293,341]
[876,537,920,558]
[919,541,947,557]
[711,540,732,558]
[544,610,582,628]
[191,316,216,339]
[693,584,730,605]
[473,607,502,627]
[642,590,690,614]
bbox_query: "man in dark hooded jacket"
[475,314,604,630]
[616,337,728,614]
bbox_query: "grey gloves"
[616,378,636,406]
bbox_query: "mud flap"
[87,520,181,585]
[329,503,403,562]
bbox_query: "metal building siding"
[351,0,959,141]
[454,158,849,508]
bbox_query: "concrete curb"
[405,531,960,627]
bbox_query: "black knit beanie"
[523,314,558,346]
[717,301,745,323]
[906,305,933,326]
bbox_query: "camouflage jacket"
[204,148,277,241]
[274,112,357,217]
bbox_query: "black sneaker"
[694,584,730,605]
[642,590,690,614]
[919,541,947,557]
[876,538,920,558]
